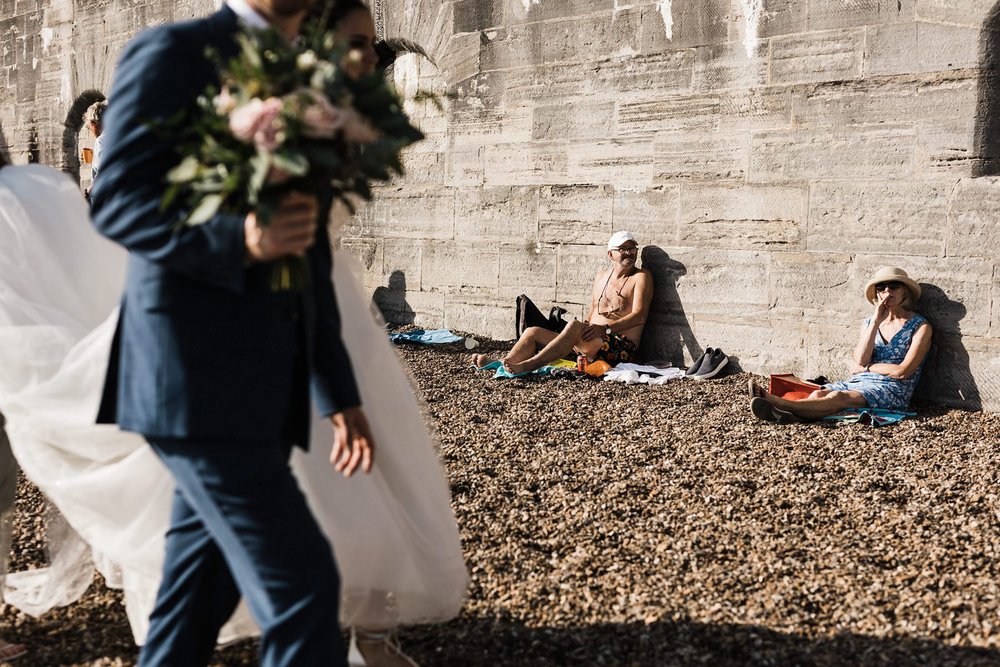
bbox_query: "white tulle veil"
[0,164,466,643]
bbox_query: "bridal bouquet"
[161,21,423,288]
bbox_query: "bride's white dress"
[0,164,467,643]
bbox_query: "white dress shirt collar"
[226,0,270,30]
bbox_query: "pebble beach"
[2,337,998,666]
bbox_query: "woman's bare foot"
[471,353,499,368]
[747,380,781,405]
[503,357,546,375]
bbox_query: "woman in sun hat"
[749,266,933,423]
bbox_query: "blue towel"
[822,407,916,427]
[472,360,558,379]
[472,360,503,372]
[492,365,557,379]
[388,329,464,344]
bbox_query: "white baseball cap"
[607,231,637,250]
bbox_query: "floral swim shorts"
[595,333,637,365]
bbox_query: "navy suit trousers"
[139,438,345,667]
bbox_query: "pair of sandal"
[748,379,804,424]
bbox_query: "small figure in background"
[84,101,108,180]
[472,231,653,375]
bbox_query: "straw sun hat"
[863,266,921,304]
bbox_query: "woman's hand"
[872,294,891,326]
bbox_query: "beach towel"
[604,363,684,385]
[389,329,463,344]
[822,407,916,427]
[473,359,574,379]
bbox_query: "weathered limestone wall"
[0,0,209,169]
[350,0,1000,410]
[2,0,998,410]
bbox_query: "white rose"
[297,50,318,71]
[310,61,338,90]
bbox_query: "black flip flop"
[750,397,803,424]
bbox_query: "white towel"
[603,364,684,385]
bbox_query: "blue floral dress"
[823,314,929,410]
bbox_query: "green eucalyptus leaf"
[166,155,201,184]
[304,143,344,169]
[187,193,225,226]
[272,151,310,177]
[249,151,272,200]
[161,183,181,211]
[255,195,277,227]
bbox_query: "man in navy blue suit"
[90,1,374,665]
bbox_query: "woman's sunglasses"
[875,281,903,292]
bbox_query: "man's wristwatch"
[605,325,613,336]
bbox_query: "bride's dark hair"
[306,0,433,73]
[307,0,369,35]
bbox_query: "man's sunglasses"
[875,281,903,292]
[613,246,638,255]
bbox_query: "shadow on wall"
[372,270,415,326]
[974,2,1000,175]
[915,284,982,410]
[62,89,106,182]
[637,246,701,368]
[948,5,999,410]
[0,123,9,163]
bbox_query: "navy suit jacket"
[91,7,361,445]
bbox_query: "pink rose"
[287,88,344,139]
[228,97,285,152]
[215,87,237,115]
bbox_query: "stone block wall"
[1,0,997,410]
[0,0,208,171]
[359,0,1000,410]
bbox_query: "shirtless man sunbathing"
[472,231,653,375]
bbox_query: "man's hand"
[580,322,605,342]
[329,406,375,477]
[245,192,319,263]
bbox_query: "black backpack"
[515,295,568,338]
